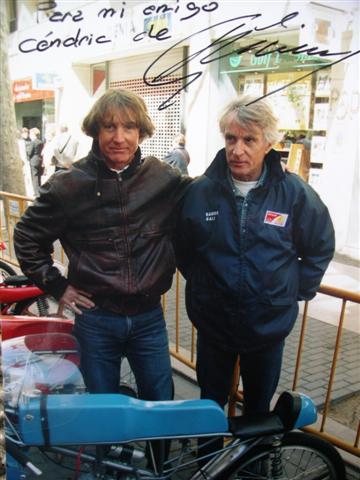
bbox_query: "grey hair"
[219,95,280,145]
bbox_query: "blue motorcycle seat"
[19,393,228,445]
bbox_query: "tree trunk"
[0,2,26,195]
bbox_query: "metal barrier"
[0,191,33,265]
[300,286,360,457]
[165,273,360,460]
[1,190,359,459]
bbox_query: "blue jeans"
[196,334,284,414]
[196,334,284,463]
[73,305,173,401]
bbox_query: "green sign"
[221,50,329,74]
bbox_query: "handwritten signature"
[141,12,360,110]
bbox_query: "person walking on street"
[163,133,190,175]
[175,96,335,455]
[18,127,34,197]
[19,127,32,161]
[52,125,79,171]
[28,127,44,197]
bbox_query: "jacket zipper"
[117,174,132,294]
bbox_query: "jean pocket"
[78,305,99,315]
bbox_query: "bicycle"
[3,331,346,479]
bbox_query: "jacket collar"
[90,140,143,179]
[88,141,143,199]
[205,147,284,188]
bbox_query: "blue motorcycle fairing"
[294,393,317,429]
[19,393,228,445]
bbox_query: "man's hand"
[59,285,95,315]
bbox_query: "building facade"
[7,0,360,259]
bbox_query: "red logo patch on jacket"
[264,210,288,227]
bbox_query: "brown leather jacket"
[14,144,192,313]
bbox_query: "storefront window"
[218,35,331,180]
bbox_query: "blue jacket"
[176,148,335,352]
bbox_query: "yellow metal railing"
[0,191,33,265]
[1,190,359,459]
[300,285,360,457]
[166,276,360,459]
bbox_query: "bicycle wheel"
[119,357,138,397]
[0,260,17,281]
[119,359,175,400]
[223,431,345,479]
[14,295,74,319]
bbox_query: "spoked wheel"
[13,295,74,319]
[119,357,138,398]
[0,260,17,282]
[224,431,346,479]
[118,359,175,400]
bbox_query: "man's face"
[224,115,271,181]
[98,110,140,170]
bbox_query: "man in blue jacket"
[176,96,335,434]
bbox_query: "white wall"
[316,12,360,259]
[8,0,360,258]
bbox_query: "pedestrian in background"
[17,127,34,197]
[176,95,335,456]
[41,129,57,183]
[163,133,190,175]
[52,125,79,171]
[28,127,44,197]
[19,127,32,161]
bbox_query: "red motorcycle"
[1,242,74,340]
[0,244,137,395]
[0,274,74,341]
[0,261,137,395]
[0,272,70,317]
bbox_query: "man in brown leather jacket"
[14,89,191,404]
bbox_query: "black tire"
[14,295,74,318]
[0,260,17,281]
[223,431,346,479]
